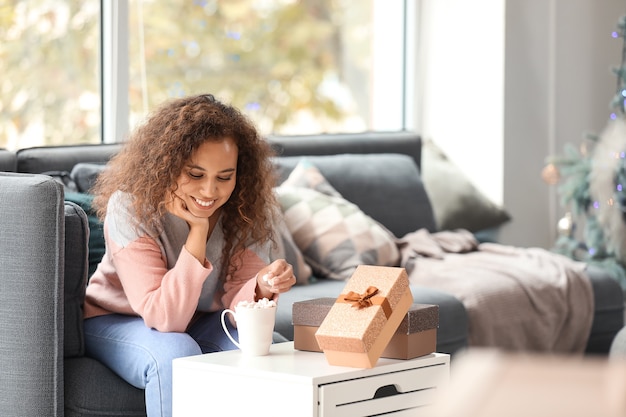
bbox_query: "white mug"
[220,302,277,356]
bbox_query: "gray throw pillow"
[71,162,106,193]
[422,140,511,232]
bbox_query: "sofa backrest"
[269,131,423,170]
[12,132,432,239]
[275,153,436,238]
[0,149,16,171]
[16,143,122,174]
[11,132,423,174]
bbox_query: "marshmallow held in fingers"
[262,273,275,286]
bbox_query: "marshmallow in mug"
[237,298,276,309]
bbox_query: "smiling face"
[174,137,238,221]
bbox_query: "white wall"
[417,0,504,207]
[416,0,624,248]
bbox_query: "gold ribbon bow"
[343,286,380,309]
[337,286,392,318]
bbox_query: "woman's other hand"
[256,259,296,298]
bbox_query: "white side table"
[173,341,449,417]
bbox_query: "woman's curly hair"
[92,94,279,276]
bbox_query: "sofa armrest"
[64,201,90,358]
[0,173,64,416]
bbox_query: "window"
[0,1,100,150]
[2,0,409,150]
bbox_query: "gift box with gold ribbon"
[314,265,414,368]
[293,298,438,360]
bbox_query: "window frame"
[101,0,129,144]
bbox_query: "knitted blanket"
[398,229,594,352]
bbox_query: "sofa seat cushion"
[65,357,146,417]
[274,278,469,355]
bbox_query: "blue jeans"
[84,312,239,417]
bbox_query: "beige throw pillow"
[275,159,401,280]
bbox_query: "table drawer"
[319,362,448,417]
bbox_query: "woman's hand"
[256,259,296,299]
[165,191,210,231]
[166,191,209,263]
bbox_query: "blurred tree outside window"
[0,0,100,150]
[1,0,407,150]
[127,0,405,137]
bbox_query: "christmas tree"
[544,15,626,291]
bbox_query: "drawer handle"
[373,384,401,399]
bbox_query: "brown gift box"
[293,298,438,360]
[313,265,414,368]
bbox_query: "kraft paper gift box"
[293,298,438,360]
[313,265,413,368]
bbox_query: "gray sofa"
[0,132,623,417]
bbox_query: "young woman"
[83,94,297,416]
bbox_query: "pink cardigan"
[84,191,269,332]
